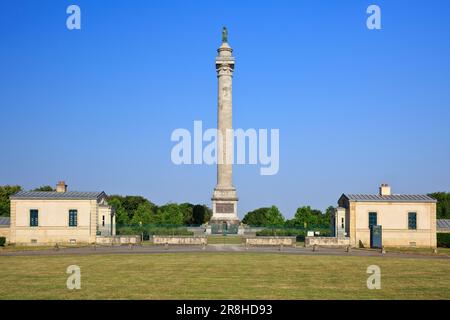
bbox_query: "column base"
[208,219,240,235]
[210,186,239,234]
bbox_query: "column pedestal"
[210,187,239,234]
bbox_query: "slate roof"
[10,191,106,200]
[0,217,10,226]
[437,219,450,230]
[341,194,436,203]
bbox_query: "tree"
[204,205,212,222]
[33,186,54,192]
[192,205,210,225]
[288,206,332,228]
[179,203,194,225]
[130,202,154,226]
[322,206,334,226]
[265,206,285,226]
[115,207,130,226]
[429,192,450,219]
[294,206,316,227]
[0,185,22,217]
[108,197,129,226]
[289,206,327,228]
[242,207,269,226]
[108,195,155,222]
[242,206,285,227]
[156,203,184,225]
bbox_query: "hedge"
[256,228,331,242]
[0,237,5,246]
[117,226,194,240]
[437,233,450,248]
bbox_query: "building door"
[222,221,228,235]
[370,225,382,249]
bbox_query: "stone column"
[216,42,234,188]
[210,29,239,229]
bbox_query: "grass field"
[384,246,450,256]
[1,253,449,299]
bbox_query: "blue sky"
[1,0,449,218]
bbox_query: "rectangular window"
[408,212,417,230]
[368,212,377,228]
[30,209,39,227]
[341,218,344,229]
[69,210,78,227]
[102,215,105,227]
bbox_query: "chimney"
[379,183,391,196]
[56,181,67,193]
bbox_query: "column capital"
[216,64,234,77]
[216,42,235,76]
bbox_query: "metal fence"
[115,223,331,240]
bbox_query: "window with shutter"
[69,210,78,227]
[408,212,417,230]
[30,209,38,227]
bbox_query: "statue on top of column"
[222,27,228,43]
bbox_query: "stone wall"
[153,236,207,245]
[305,236,350,247]
[245,236,296,247]
[96,235,141,245]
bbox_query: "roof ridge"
[10,190,105,200]
[342,193,436,203]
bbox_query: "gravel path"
[1,244,449,260]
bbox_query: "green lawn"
[384,246,450,256]
[1,253,449,299]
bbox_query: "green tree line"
[107,195,212,227]
[1,186,449,227]
[242,205,335,228]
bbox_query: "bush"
[117,226,135,235]
[256,228,305,241]
[437,233,450,248]
[0,237,5,246]
[147,227,193,236]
